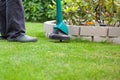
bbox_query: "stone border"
[44,21,120,44]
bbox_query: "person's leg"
[0,0,7,39]
[6,0,25,39]
[6,0,37,42]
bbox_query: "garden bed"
[44,21,120,44]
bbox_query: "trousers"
[0,0,25,39]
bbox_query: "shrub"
[50,0,120,26]
[23,0,55,22]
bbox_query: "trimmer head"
[49,33,70,41]
[49,30,70,42]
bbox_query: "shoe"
[0,36,7,40]
[8,35,37,42]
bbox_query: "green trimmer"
[49,0,70,42]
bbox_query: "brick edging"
[44,21,120,44]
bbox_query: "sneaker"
[8,35,37,42]
[0,36,7,40]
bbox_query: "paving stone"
[80,26,94,36]
[93,27,108,36]
[80,26,108,36]
[113,37,120,44]
[108,27,120,37]
[68,25,80,36]
[44,21,55,37]
[80,36,93,41]
[94,36,108,42]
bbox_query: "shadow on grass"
[36,32,114,45]
[70,38,113,45]
[49,40,70,43]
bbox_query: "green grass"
[0,22,120,80]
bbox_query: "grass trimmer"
[49,0,70,42]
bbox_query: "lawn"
[0,22,120,80]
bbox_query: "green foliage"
[23,0,55,22]
[23,0,120,26]
[97,0,120,26]
[50,0,120,26]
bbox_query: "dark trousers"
[0,0,25,39]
